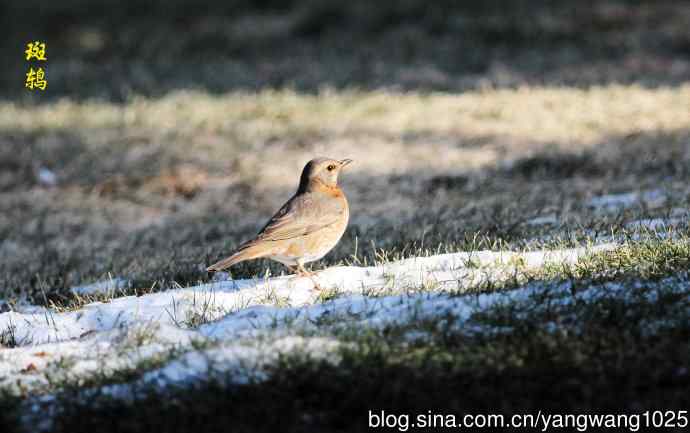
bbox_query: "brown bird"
[207,157,352,278]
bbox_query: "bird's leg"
[286,264,306,277]
[296,262,312,277]
[296,261,321,291]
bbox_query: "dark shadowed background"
[3,0,690,99]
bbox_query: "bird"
[207,157,352,280]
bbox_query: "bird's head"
[298,157,353,192]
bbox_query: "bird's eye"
[327,164,336,171]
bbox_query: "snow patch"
[625,218,683,231]
[526,214,559,226]
[37,167,57,187]
[587,189,666,211]
[71,277,130,296]
[0,244,617,396]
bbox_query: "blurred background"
[1,0,690,305]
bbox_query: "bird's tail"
[206,243,266,272]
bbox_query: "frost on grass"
[0,244,616,396]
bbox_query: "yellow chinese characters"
[24,41,48,91]
[25,68,48,90]
[25,41,47,61]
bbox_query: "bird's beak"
[339,159,353,167]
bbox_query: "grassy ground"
[2,85,689,307]
[2,1,690,431]
[2,0,690,306]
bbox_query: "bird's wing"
[251,192,345,243]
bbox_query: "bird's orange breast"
[312,182,346,199]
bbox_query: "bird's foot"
[308,276,322,291]
[288,265,321,290]
[297,269,315,277]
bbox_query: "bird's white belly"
[268,250,329,266]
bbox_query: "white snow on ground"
[37,167,57,187]
[624,218,684,231]
[526,214,559,226]
[587,189,667,211]
[0,244,616,396]
[71,277,130,296]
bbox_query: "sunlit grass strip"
[538,238,690,284]
[2,85,689,144]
